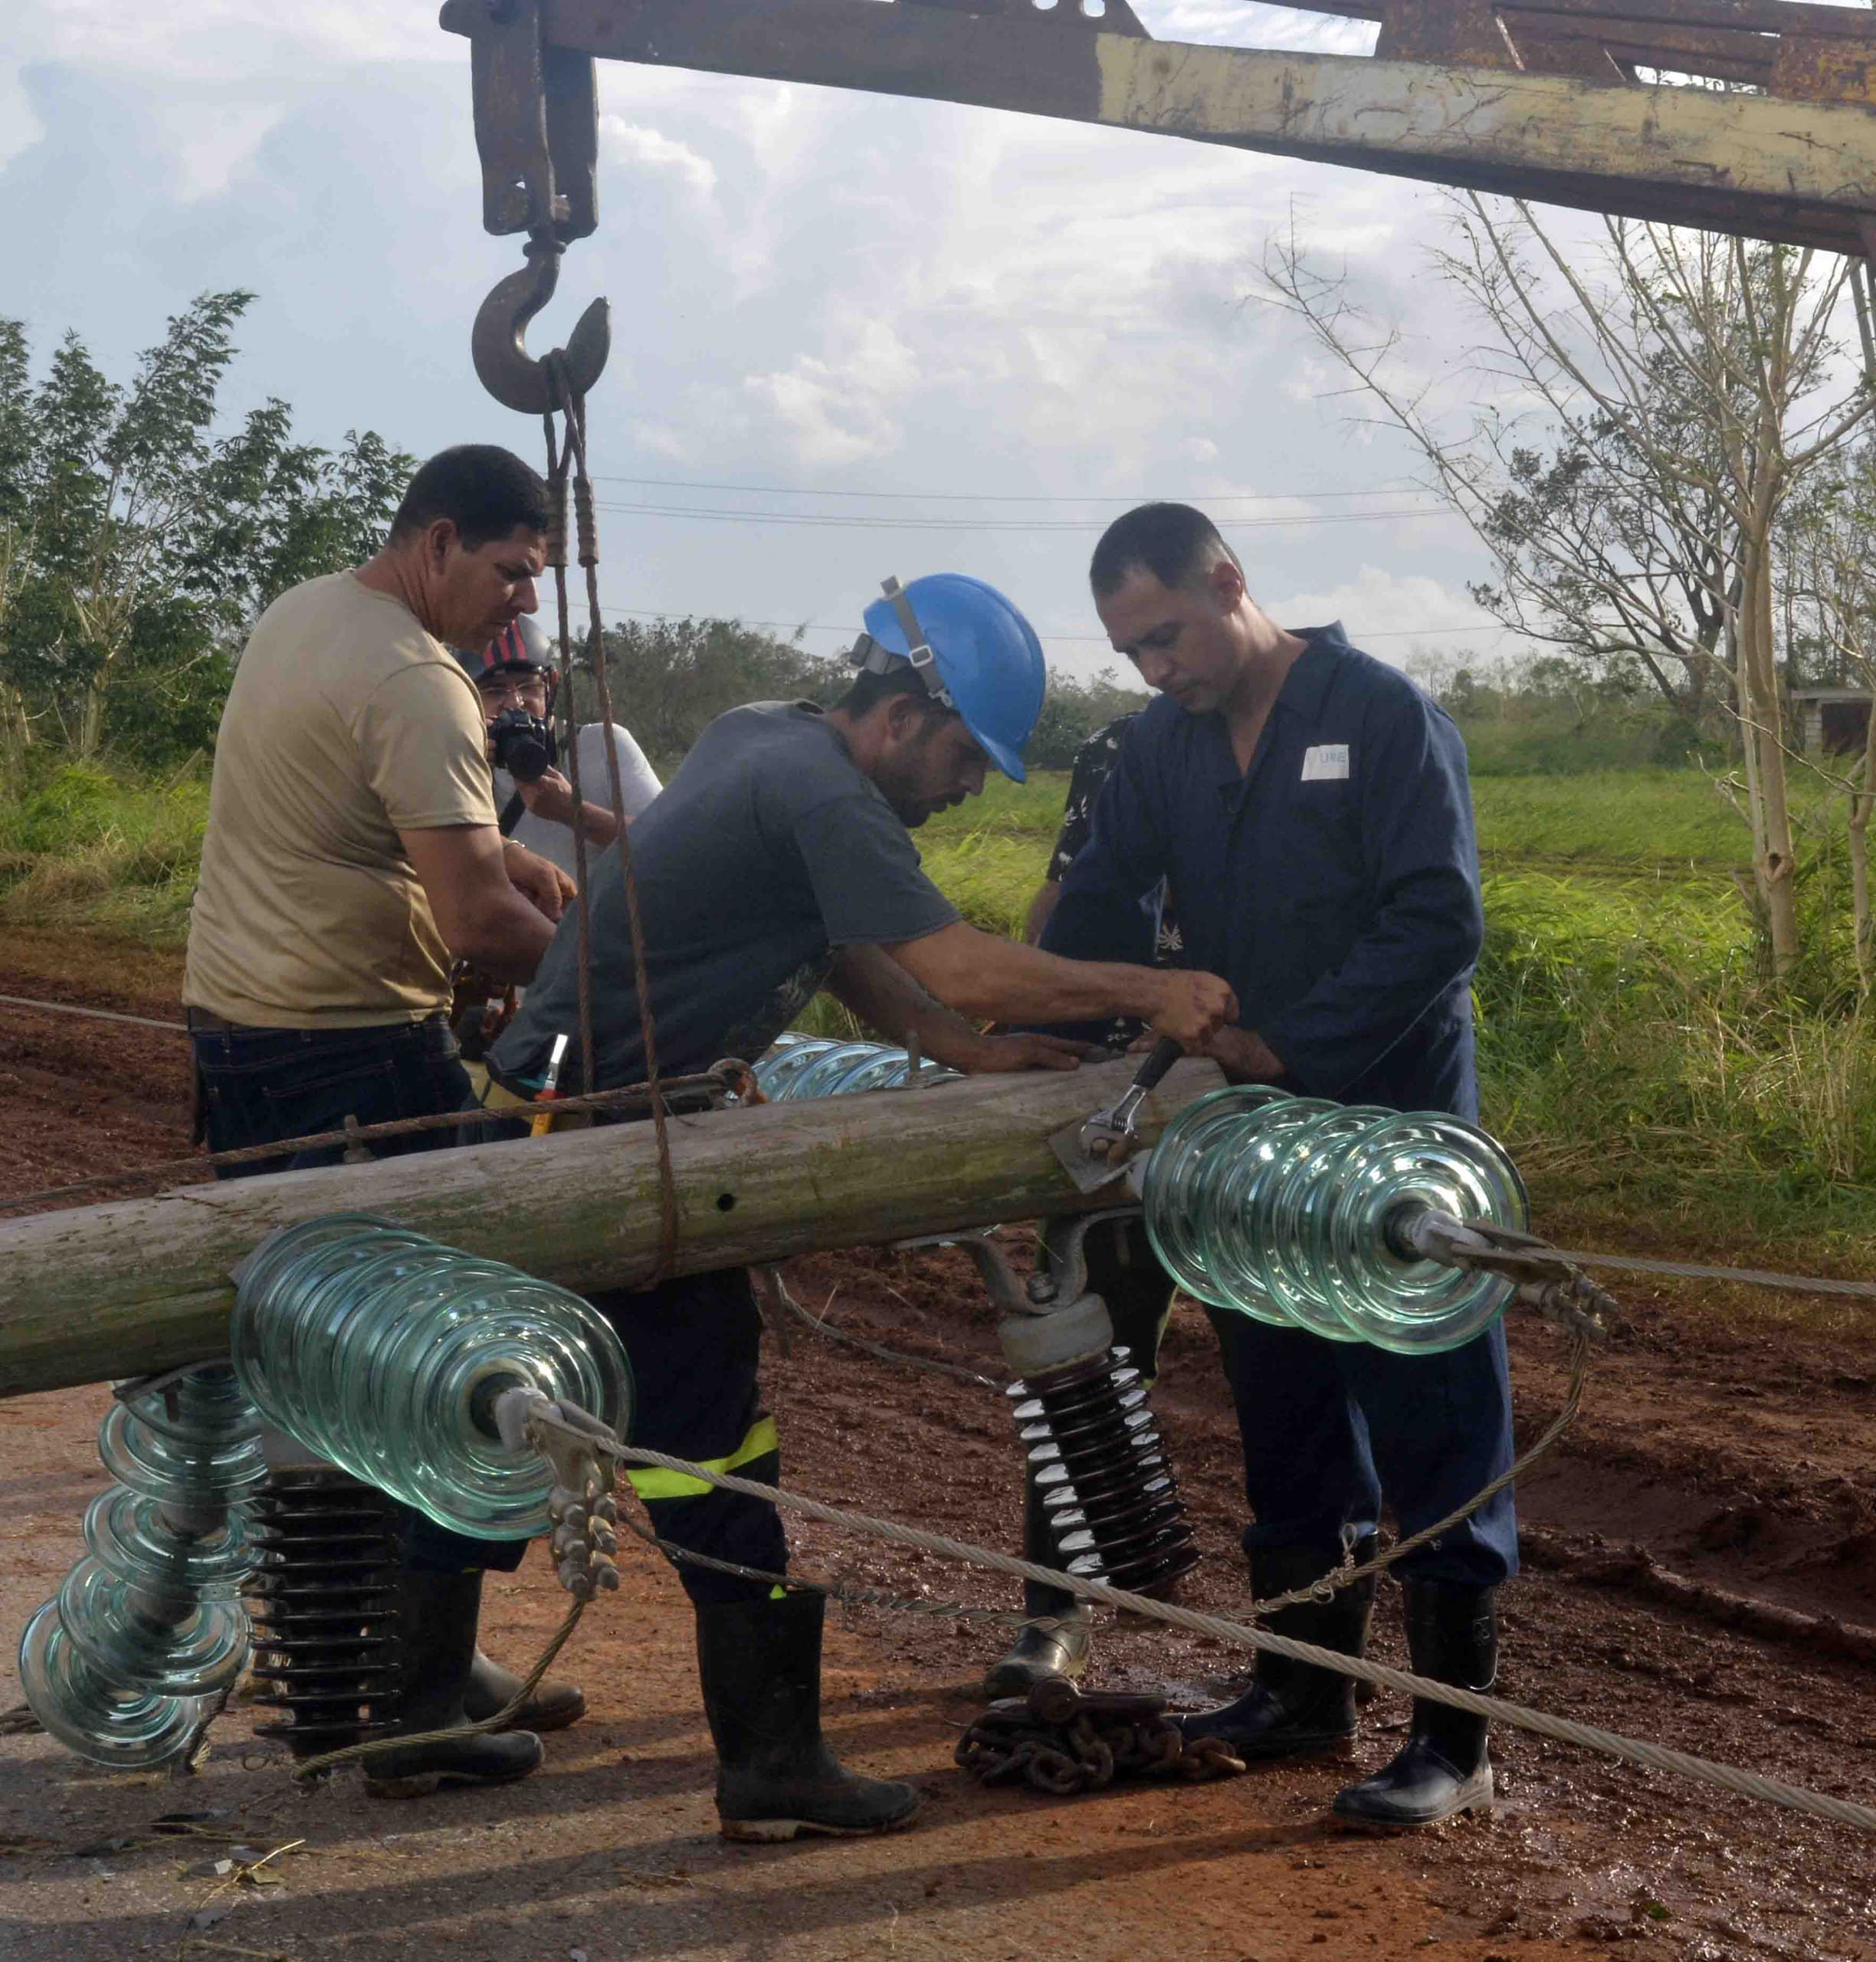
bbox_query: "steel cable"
[0,992,187,1033]
[600,1434,1876,1837]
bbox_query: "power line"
[559,601,1508,645]
[591,498,1457,533]
[588,471,1428,505]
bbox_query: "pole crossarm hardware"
[0,1055,1225,1401]
[440,0,1876,259]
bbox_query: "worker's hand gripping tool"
[1048,1036,1183,1193]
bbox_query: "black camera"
[487,707,559,784]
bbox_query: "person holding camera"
[457,615,661,876]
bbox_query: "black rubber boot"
[364,1569,544,1800]
[464,1648,586,1734]
[984,1474,1091,1696]
[697,1591,920,1842]
[1333,1581,1496,1828]
[984,1613,1092,1697]
[1176,1540,1377,1761]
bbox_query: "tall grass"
[0,763,206,943]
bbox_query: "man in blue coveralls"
[1035,502,1512,1829]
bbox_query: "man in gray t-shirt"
[492,699,952,1091]
[472,575,1236,1847]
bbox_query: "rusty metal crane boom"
[441,0,1876,339]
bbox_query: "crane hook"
[471,238,611,417]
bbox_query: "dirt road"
[3,935,1875,1961]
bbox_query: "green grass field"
[7,755,1876,1280]
[926,769,1876,1277]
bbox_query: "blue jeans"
[189,1014,472,1176]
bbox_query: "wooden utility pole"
[0,1056,1224,1400]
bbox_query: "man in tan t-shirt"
[186,444,569,1045]
[184,442,581,1796]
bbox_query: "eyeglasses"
[479,673,549,709]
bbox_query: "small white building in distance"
[1790,687,1872,757]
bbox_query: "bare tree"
[1783,439,1876,992]
[1264,196,1873,977]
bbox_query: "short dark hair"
[835,664,959,723]
[1089,502,1238,599]
[389,445,551,550]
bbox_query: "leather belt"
[185,1009,450,1036]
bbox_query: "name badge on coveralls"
[1300,744,1350,782]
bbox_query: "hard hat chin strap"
[848,576,956,710]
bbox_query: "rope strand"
[540,389,598,1101]
[556,389,681,1281]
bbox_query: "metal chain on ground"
[284,1596,589,1785]
[553,376,681,1281]
[0,1068,740,1217]
[591,1431,1876,1836]
[0,992,187,1034]
[958,1690,1246,1793]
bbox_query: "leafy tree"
[578,615,846,763]
[1024,667,1150,770]
[578,614,1148,773]
[0,294,413,766]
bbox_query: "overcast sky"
[2,0,1529,683]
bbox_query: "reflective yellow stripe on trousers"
[626,1416,779,1501]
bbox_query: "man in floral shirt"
[1023,715,1183,1002]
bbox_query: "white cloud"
[1264,565,1513,667]
[745,317,921,467]
[5,0,443,77]
[1,0,1544,691]
[152,101,282,202]
[600,118,718,202]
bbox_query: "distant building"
[1790,687,1873,756]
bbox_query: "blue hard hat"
[856,574,1047,782]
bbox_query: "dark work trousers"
[189,1013,473,1175]
[404,1267,789,1607]
[195,1025,787,1606]
[1084,1220,1519,1590]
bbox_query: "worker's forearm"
[1022,881,1061,948]
[899,927,1165,1025]
[454,894,555,981]
[828,947,979,1049]
[575,802,623,848]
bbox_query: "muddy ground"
[2,934,1876,1961]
